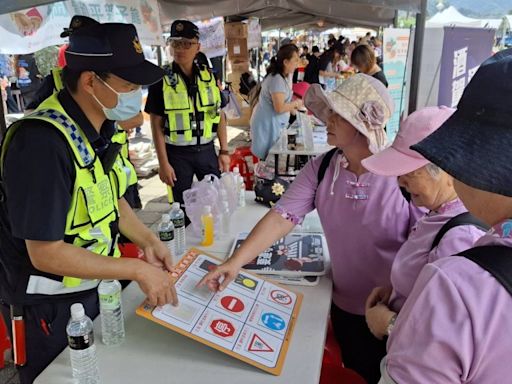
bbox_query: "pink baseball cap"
[362,106,455,176]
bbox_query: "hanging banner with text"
[438,27,495,108]
[0,0,163,54]
[248,18,262,49]
[383,28,410,141]
[195,17,226,59]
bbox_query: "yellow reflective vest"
[163,65,221,144]
[51,67,137,199]
[1,94,121,294]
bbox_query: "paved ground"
[0,124,250,383]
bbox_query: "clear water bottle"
[169,202,186,257]
[220,200,231,235]
[237,176,246,207]
[66,303,100,384]
[158,213,176,261]
[98,279,125,345]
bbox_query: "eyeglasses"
[171,40,198,49]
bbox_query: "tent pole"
[409,0,427,113]
[0,98,6,143]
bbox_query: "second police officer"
[145,20,230,221]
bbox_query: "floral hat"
[304,74,394,153]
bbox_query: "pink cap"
[362,106,455,176]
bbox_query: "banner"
[0,0,163,54]
[438,27,495,108]
[248,19,262,49]
[195,17,226,59]
[383,28,410,141]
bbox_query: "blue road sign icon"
[261,312,286,331]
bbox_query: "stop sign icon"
[210,319,235,337]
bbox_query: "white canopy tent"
[426,6,482,28]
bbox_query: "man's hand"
[366,286,392,308]
[142,239,174,271]
[159,162,177,187]
[365,304,396,340]
[218,153,230,173]
[135,262,178,307]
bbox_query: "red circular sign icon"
[270,290,292,305]
[210,319,235,337]
[220,296,245,313]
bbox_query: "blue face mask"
[93,75,142,121]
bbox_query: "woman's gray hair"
[425,163,442,179]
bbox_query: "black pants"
[1,291,99,384]
[330,304,386,384]
[166,142,220,223]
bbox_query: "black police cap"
[65,22,163,86]
[60,15,99,38]
[170,20,199,40]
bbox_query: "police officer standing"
[0,21,178,383]
[145,20,230,216]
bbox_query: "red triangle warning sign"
[248,333,273,352]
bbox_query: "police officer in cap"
[145,20,230,218]
[0,22,178,383]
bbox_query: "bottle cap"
[162,213,171,222]
[70,303,85,320]
[233,167,240,174]
[203,205,211,214]
[171,202,180,210]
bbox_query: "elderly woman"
[362,107,487,340]
[379,51,512,383]
[250,44,302,160]
[201,74,422,384]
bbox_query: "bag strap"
[459,245,512,296]
[317,147,339,186]
[430,212,489,251]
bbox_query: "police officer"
[27,15,143,209]
[145,20,230,217]
[0,22,178,383]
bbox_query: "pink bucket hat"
[304,73,394,153]
[362,106,455,176]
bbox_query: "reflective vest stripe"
[26,275,100,295]
[52,67,64,93]
[31,109,94,166]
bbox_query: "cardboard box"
[224,22,248,39]
[227,38,249,60]
[230,60,250,73]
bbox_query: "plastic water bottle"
[98,279,125,345]
[238,176,246,207]
[158,213,176,260]
[220,201,231,235]
[169,202,186,257]
[66,303,100,384]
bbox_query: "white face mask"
[93,75,142,121]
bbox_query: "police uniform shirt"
[144,61,226,144]
[3,88,116,244]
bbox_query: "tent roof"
[426,6,482,28]
[2,0,422,29]
[157,0,416,29]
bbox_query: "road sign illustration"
[221,296,245,313]
[210,319,235,338]
[270,290,292,305]
[248,333,274,352]
[261,312,286,331]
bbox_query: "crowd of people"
[1,15,512,384]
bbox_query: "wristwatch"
[386,313,397,336]
[219,149,230,156]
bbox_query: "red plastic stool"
[0,315,11,369]
[118,242,144,259]
[320,365,367,384]
[322,319,343,366]
[229,146,259,190]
